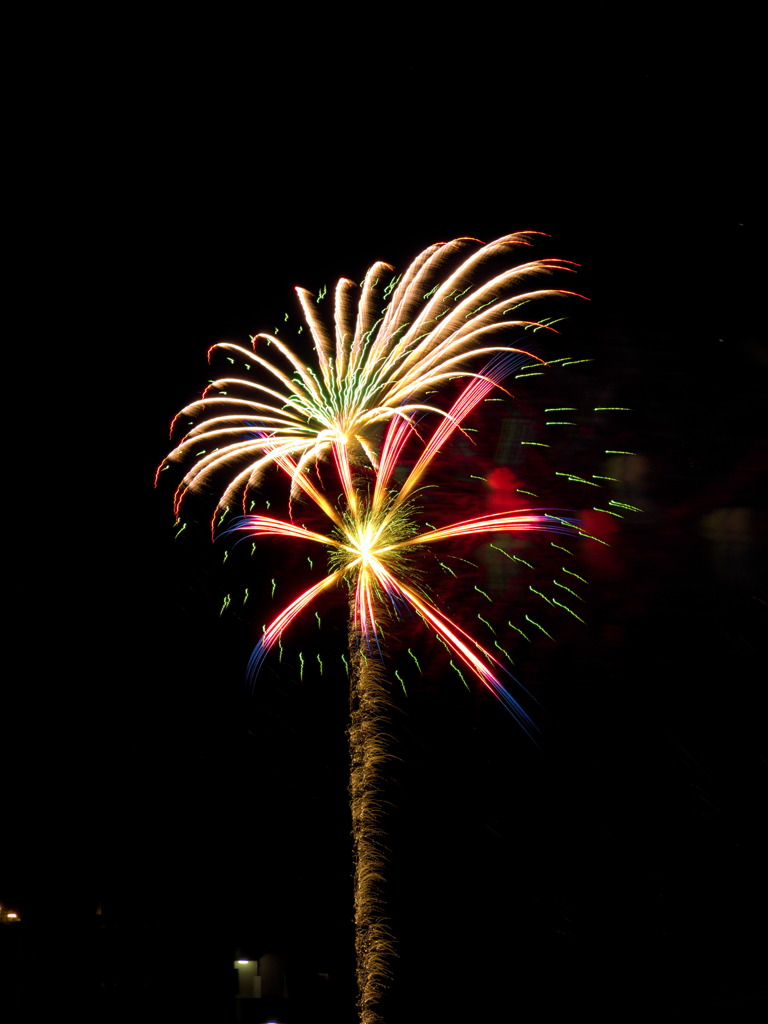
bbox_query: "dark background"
[4,12,765,1021]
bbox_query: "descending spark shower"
[160,231,589,1023]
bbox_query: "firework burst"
[159,232,583,519]
[227,363,581,739]
[160,233,590,1024]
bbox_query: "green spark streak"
[477,614,495,634]
[395,670,407,695]
[451,556,478,568]
[307,556,313,569]
[605,450,636,455]
[299,652,304,680]
[341,654,349,677]
[470,474,487,482]
[494,640,514,663]
[465,296,498,318]
[502,299,533,314]
[474,586,492,603]
[544,513,573,527]
[439,561,457,577]
[561,358,593,366]
[422,284,439,300]
[577,528,609,545]
[226,356,234,364]
[508,621,531,642]
[251,542,256,556]
[525,615,554,640]
[278,638,283,662]
[556,472,600,487]
[316,653,323,675]
[545,407,578,412]
[516,489,538,496]
[315,611,321,630]
[407,648,421,672]
[220,594,230,615]
[610,500,644,512]
[551,598,585,622]
[594,406,632,411]
[243,588,249,605]
[554,579,583,600]
[222,550,228,564]
[515,372,545,378]
[449,660,469,689]
[551,542,574,555]
[382,273,402,299]
[490,544,533,569]
[521,441,551,447]
[562,568,588,584]
[529,586,554,607]
[546,421,576,426]
[271,578,276,598]
[316,285,327,302]
[174,523,187,538]
[593,506,624,518]
[592,475,619,482]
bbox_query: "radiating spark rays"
[229,515,336,548]
[163,231,590,749]
[246,569,346,682]
[160,233,585,518]
[395,511,579,548]
[229,395,581,724]
[371,562,539,738]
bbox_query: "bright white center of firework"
[318,428,348,445]
[351,524,379,565]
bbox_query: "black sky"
[5,14,766,1021]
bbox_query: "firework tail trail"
[162,233,586,1024]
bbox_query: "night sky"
[4,15,765,1022]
